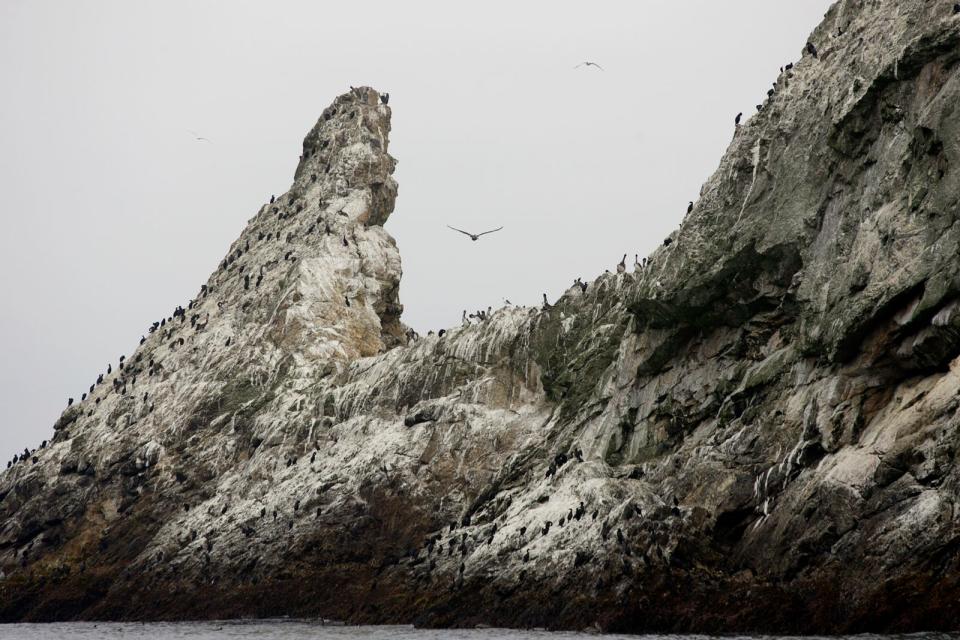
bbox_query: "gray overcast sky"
[0,0,834,464]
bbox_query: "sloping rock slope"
[5,0,960,632]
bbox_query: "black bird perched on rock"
[270,195,275,204]
[542,293,552,310]
[447,225,503,242]
[687,201,693,215]
[81,393,86,401]
[381,93,390,105]
[955,3,960,14]
[806,41,818,58]
[735,112,743,126]
[140,335,146,345]
[67,397,73,407]
[663,237,673,247]
[342,236,349,247]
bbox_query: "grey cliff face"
[5,1,960,632]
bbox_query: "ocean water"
[0,623,957,640]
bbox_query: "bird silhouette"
[574,61,605,71]
[187,130,212,143]
[447,225,503,241]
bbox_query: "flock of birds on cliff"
[6,90,411,472]
[394,447,685,584]
[451,40,837,331]
[3,36,830,472]
[13,5,960,470]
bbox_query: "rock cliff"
[5,0,960,632]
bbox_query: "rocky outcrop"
[5,1,960,632]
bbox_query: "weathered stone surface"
[5,2,960,632]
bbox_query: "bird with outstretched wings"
[574,61,604,71]
[447,225,503,241]
[187,129,212,143]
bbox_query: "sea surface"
[0,623,958,640]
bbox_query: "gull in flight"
[187,129,212,143]
[447,225,503,242]
[574,61,604,71]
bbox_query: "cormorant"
[342,236,349,247]
[735,112,743,126]
[140,335,146,345]
[67,398,73,406]
[663,237,673,247]
[617,254,626,273]
[806,42,818,58]
[381,93,390,105]
[270,195,275,203]
[687,201,693,214]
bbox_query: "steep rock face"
[5,1,960,632]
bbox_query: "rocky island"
[4,0,960,632]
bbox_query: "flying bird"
[447,225,503,241]
[187,130,212,143]
[574,61,605,71]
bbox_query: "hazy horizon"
[0,0,834,464]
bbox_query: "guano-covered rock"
[5,2,960,633]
